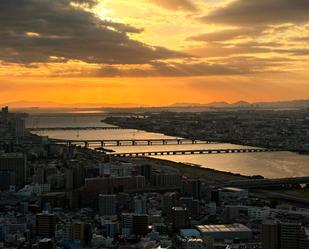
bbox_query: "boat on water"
[182,162,202,168]
[94,147,115,153]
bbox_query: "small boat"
[94,147,115,153]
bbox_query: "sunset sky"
[1,0,309,106]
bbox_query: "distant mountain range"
[2,99,309,110]
[169,101,251,108]
[169,99,309,109]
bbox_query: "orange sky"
[0,0,309,106]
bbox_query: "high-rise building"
[64,168,74,190]
[139,164,152,183]
[281,222,305,249]
[182,179,201,199]
[14,117,25,138]
[132,214,149,237]
[222,206,239,223]
[162,192,179,215]
[0,153,26,187]
[171,207,190,231]
[121,213,134,237]
[101,220,119,238]
[35,167,45,184]
[65,163,85,190]
[299,227,309,249]
[0,171,15,190]
[63,222,73,242]
[262,220,309,249]
[84,175,145,194]
[262,220,280,249]
[72,222,92,246]
[134,195,147,214]
[36,213,57,238]
[117,192,133,212]
[151,173,181,188]
[180,197,200,218]
[98,194,117,216]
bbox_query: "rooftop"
[180,229,200,238]
[196,223,251,234]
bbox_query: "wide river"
[26,113,309,179]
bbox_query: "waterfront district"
[0,107,309,249]
[105,109,309,153]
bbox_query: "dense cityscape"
[0,106,309,249]
[1,0,309,248]
[106,109,309,153]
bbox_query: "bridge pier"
[109,147,281,157]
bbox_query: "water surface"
[26,114,309,178]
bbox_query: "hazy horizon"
[3,98,309,110]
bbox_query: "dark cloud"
[291,36,309,42]
[72,0,98,7]
[94,61,250,77]
[201,0,309,26]
[93,55,295,77]
[147,0,197,11]
[187,27,264,42]
[215,56,295,72]
[275,48,309,56]
[0,0,185,64]
[185,41,282,57]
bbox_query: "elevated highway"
[224,176,309,189]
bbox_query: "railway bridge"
[50,138,218,147]
[111,148,282,157]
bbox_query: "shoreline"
[104,117,307,154]
[122,155,253,186]
[68,144,255,185]
[30,125,255,182]
[27,115,308,182]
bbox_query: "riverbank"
[104,115,307,154]
[122,156,252,185]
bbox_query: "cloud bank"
[0,0,184,64]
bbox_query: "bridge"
[111,148,281,157]
[50,138,218,147]
[223,176,309,189]
[28,126,123,131]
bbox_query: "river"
[26,113,309,179]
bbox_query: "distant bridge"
[50,138,218,147]
[224,176,309,189]
[111,148,281,157]
[28,126,123,131]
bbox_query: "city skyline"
[1,0,309,106]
